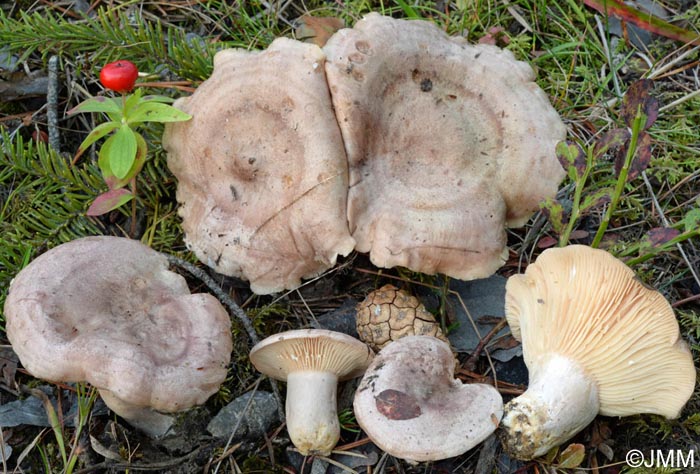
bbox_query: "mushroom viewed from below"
[501,245,696,459]
[249,329,373,456]
[163,38,355,295]
[4,236,232,437]
[354,336,503,462]
[323,14,566,278]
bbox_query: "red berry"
[99,60,139,93]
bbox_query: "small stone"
[207,391,280,440]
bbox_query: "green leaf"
[75,121,120,157]
[127,102,192,124]
[557,443,585,469]
[122,89,143,116]
[682,208,700,233]
[141,94,176,103]
[108,126,138,180]
[87,188,133,216]
[99,132,148,189]
[540,197,567,233]
[555,140,586,180]
[581,188,612,212]
[67,96,121,115]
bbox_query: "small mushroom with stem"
[249,329,373,456]
[500,245,697,459]
[353,336,503,463]
[4,236,233,437]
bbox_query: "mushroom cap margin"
[249,329,374,381]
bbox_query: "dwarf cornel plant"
[68,60,191,216]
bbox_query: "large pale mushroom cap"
[4,236,232,419]
[323,14,566,279]
[353,336,503,462]
[505,245,696,418]
[163,38,355,295]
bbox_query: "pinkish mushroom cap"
[4,236,232,437]
[354,335,503,462]
[163,38,355,295]
[323,14,566,279]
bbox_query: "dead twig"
[462,318,508,372]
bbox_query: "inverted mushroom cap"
[501,245,696,459]
[354,336,503,462]
[506,245,695,418]
[4,236,232,416]
[323,14,566,279]
[250,329,373,455]
[249,329,373,381]
[163,38,355,295]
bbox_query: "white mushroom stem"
[286,371,340,456]
[99,390,175,438]
[500,354,600,459]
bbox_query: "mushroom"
[356,284,449,351]
[162,37,355,295]
[249,329,373,455]
[500,245,696,459]
[353,336,503,462]
[323,14,566,278]
[4,236,232,437]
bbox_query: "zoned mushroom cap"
[163,38,355,295]
[4,236,232,414]
[323,14,566,279]
[353,336,503,462]
[505,245,696,418]
[249,329,373,381]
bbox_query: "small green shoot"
[68,82,190,217]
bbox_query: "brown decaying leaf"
[627,131,652,180]
[557,443,586,468]
[295,15,345,47]
[375,389,422,420]
[646,227,681,247]
[595,128,630,160]
[613,129,652,180]
[583,0,700,46]
[621,79,659,129]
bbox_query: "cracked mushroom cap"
[501,245,696,459]
[163,38,355,295]
[323,14,566,279]
[4,236,232,422]
[353,336,503,462]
